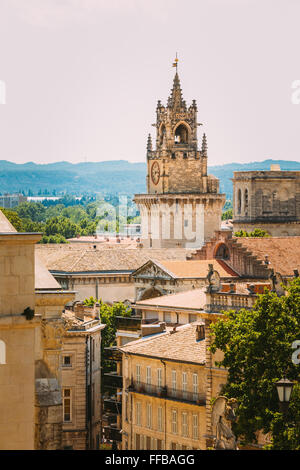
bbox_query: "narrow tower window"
[244,189,249,216]
[237,189,242,215]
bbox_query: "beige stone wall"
[233,170,300,236]
[0,236,39,315]
[233,221,300,237]
[0,318,39,450]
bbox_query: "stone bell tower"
[134,65,225,248]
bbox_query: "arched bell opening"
[174,123,189,144]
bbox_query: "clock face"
[151,161,160,185]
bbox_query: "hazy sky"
[0,0,300,166]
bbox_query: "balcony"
[128,381,206,405]
[103,371,123,389]
[116,315,141,331]
[104,425,122,442]
[104,346,122,362]
[103,397,122,414]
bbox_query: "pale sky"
[0,0,300,165]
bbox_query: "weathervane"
[172,53,179,71]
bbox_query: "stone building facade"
[0,210,104,450]
[120,323,207,450]
[232,165,300,236]
[61,307,105,450]
[134,70,225,249]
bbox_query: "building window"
[157,368,162,389]
[63,389,72,422]
[62,355,72,367]
[163,311,171,323]
[135,433,141,450]
[171,410,178,434]
[146,436,151,450]
[182,412,188,437]
[172,370,177,397]
[0,340,6,364]
[92,383,95,417]
[244,188,249,216]
[136,402,141,426]
[182,372,187,399]
[188,314,197,323]
[193,374,198,401]
[237,188,242,215]
[157,439,163,450]
[146,403,152,429]
[146,366,151,392]
[174,123,188,144]
[136,364,141,385]
[192,414,199,439]
[157,406,163,432]
[92,338,95,362]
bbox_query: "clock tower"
[134,65,225,248]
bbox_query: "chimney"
[196,324,205,341]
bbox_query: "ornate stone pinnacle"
[147,133,152,152]
[202,133,207,155]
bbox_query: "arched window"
[174,124,188,144]
[0,340,6,364]
[237,189,242,215]
[215,243,230,260]
[244,189,249,216]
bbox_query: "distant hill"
[0,159,299,198]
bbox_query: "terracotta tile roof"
[236,237,300,276]
[36,245,190,273]
[120,322,206,365]
[136,288,207,310]
[155,259,238,278]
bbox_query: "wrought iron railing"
[128,381,205,405]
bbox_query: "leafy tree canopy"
[234,228,270,238]
[210,278,300,449]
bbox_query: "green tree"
[83,296,99,307]
[234,228,270,237]
[45,216,80,239]
[16,201,46,222]
[40,234,68,244]
[0,208,24,231]
[210,278,300,449]
[222,209,233,220]
[99,302,131,375]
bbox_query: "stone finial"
[201,133,207,156]
[147,133,152,152]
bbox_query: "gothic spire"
[168,72,186,110]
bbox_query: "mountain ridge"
[0,159,299,197]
